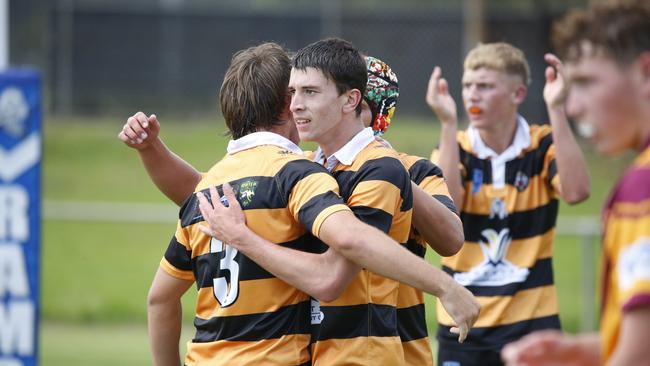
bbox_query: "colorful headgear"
[365,56,399,136]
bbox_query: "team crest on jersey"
[471,169,483,194]
[238,180,258,207]
[311,298,324,324]
[454,228,529,287]
[514,171,529,192]
[489,198,508,220]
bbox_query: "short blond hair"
[464,42,531,86]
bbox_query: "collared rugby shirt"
[397,153,457,366]
[310,129,414,366]
[432,120,562,350]
[160,132,350,366]
[600,140,650,362]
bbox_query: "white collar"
[468,115,531,162]
[313,127,375,168]
[226,131,303,155]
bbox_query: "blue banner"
[0,69,41,366]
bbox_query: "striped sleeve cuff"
[160,257,195,281]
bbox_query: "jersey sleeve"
[431,145,467,197]
[347,156,413,241]
[160,220,195,281]
[540,133,561,196]
[618,236,650,312]
[613,168,650,312]
[276,159,351,239]
[407,156,459,216]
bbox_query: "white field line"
[42,199,601,235]
[43,200,178,224]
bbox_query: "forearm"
[573,333,602,366]
[548,105,590,204]
[608,307,650,366]
[232,230,359,301]
[147,300,182,366]
[437,123,464,208]
[412,184,463,256]
[138,138,201,206]
[322,218,453,298]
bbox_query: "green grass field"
[40,115,625,364]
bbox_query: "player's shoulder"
[456,129,473,153]
[398,152,421,168]
[616,165,650,205]
[398,152,436,171]
[358,140,407,171]
[251,145,327,177]
[527,123,554,151]
[364,139,400,158]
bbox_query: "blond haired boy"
[427,42,590,365]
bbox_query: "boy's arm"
[118,111,201,205]
[147,267,193,366]
[411,182,464,256]
[544,54,590,204]
[197,184,479,343]
[426,66,465,208]
[501,330,601,365]
[608,306,650,366]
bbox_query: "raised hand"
[426,66,458,125]
[543,53,568,109]
[118,111,161,150]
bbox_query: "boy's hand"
[426,66,458,125]
[543,53,568,109]
[439,276,480,343]
[197,183,250,250]
[501,330,585,365]
[118,111,161,150]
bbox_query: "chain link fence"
[24,0,586,120]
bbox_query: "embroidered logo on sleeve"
[618,237,650,291]
[238,180,258,207]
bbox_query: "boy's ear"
[637,51,650,99]
[342,88,363,114]
[512,84,527,105]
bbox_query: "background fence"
[18,0,587,121]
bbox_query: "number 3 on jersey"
[210,237,240,307]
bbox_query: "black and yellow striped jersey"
[309,134,414,366]
[432,122,562,350]
[160,133,350,366]
[397,153,457,366]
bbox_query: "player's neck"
[478,117,518,155]
[318,116,364,157]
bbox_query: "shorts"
[437,345,503,366]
